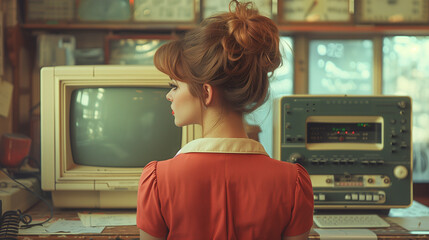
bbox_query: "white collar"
[177,138,269,156]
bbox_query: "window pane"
[383,36,429,183]
[309,39,373,95]
[245,36,294,157]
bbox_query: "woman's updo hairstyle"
[154,0,281,113]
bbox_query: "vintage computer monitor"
[40,65,202,208]
[274,95,412,210]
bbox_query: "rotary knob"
[393,165,408,179]
[397,101,407,109]
[289,153,304,163]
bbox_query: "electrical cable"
[0,168,54,229]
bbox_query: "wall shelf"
[21,23,196,32]
[21,23,429,36]
[279,25,429,35]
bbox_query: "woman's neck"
[201,109,248,138]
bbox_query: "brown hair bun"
[154,0,281,113]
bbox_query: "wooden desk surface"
[18,200,140,240]
[18,201,429,240]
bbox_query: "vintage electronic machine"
[274,96,412,209]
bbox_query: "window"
[383,36,429,182]
[246,36,293,156]
[309,39,373,95]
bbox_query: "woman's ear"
[202,83,214,106]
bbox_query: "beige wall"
[0,66,13,136]
[0,0,16,138]
[1,0,31,160]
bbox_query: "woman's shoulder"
[141,161,158,182]
[266,158,310,179]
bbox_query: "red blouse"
[137,138,314,239]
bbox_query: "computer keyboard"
[313,214,390,228]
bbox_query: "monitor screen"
[70,87,181,167]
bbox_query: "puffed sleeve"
[136,161,168,238]
[283,164,314,237]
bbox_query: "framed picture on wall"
[278,0,353,24]
[133,0,199,23]
[202,0,272,19]
[77,0,131,22]
[25,0,75,23]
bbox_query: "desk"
[17,200,139,240]
[309,220,429,240]
[18,201,429,240]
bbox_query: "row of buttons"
[325,100,370,105]
[285,135,304,143]
[286,135,409,146]
[390,119,408,124]
[345,193,384,202]
[390,140,408,147]
[309,158,385,165]
[314,194,326,201]
[314,193,385,202]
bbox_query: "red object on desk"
[0,133,32,168]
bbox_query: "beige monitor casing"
[41,65,202,208]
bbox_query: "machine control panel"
[274,96,412,209]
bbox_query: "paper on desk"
[387,216,429,231]
[46,219,104,234]
[389,200,429,217]
[19,219,104,235]
[78,212,136,227]
[314,229,377,240]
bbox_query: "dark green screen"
[70,87,181,167]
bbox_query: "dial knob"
[397,101,407,109]
[289,153,304,163]
[394,165,408,179]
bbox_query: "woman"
[136,1,314,239]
